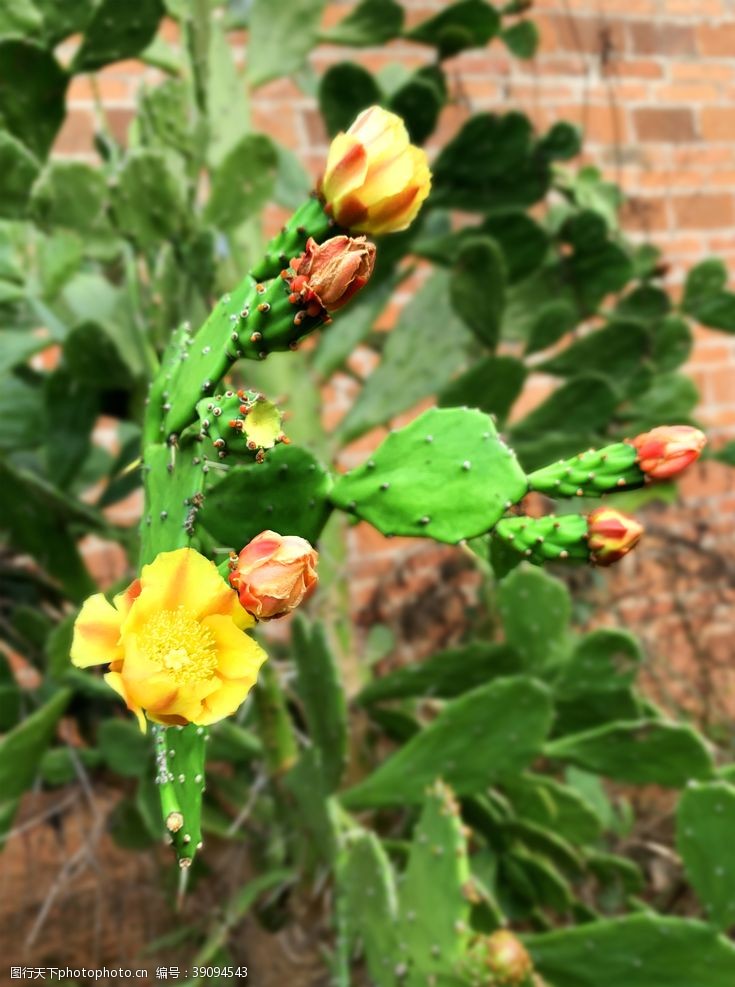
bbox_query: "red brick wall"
[56,2,735,719]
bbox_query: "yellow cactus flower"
[71,548,266,731]
[321,106,431,236]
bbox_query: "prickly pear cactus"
[68,99,707,893]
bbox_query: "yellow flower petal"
[201,614,268,682]
[104,671,146,733]
[349,106,409,164]
[231,599,255,630]
[125,548,238,632]
[71,594,124,668]
[362,146,431,235]
[196,679,258,726]
[323,132,369,203]
[352,150,416,214]
[113,578,141,619]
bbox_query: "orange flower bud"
[229,530,318,620]
[587,507,643,566]
[628,425,706,480]
[287,235,375,316]
[465,931,534,986]
[320,106,431,235]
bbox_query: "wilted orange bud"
[628,425,706,480]
[229,530,318,620]
[287,235,375,316]
[587,507,643,566]
[320,106,431,235]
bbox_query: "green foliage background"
[1,0,735,983]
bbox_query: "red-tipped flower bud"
[229,530,318,620]
[628,425,706,480]
[587,507,643,566]
[287,235,376,317]
[320,106,431,235]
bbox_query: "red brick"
[671,62,734,83]
[672,192,735,228]
[614,58,665,78]
[620,195,670,232]
[53,109,95,154]
[656,83,721,104]
[549,13,626,56]
[633,107,698,142]
[697,21,735,56]
[106,108,135,145]
[664,0,725,13]
[701,108,735,141]
[709,367,735,404]
[628,21,696,56]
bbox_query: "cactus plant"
[4,8,732,978]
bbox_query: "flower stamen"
[142,608,217,684]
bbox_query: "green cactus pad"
[527,441,642,498]
[291,617,348,793]
[330,408,528,543]
[198,444,333,549]
[545,719,714,788]
[494,514,590,565]
[341,677,552,809]
[525,914,735,987]
[111,149,187,249]
[72,0,164,73]
[140,442,206,562]
[0,133,40,219]
[284,748,340,869]
[555,629,643,699]
[677,781,735,931]
[357,642,522,705]
[0,40,68,160]
[497,565,571,674]
[338,832,400,987]
[502,774,602,845]
[154,722,206,868]
[397,781,471,980]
